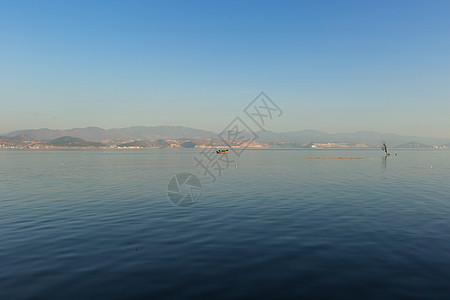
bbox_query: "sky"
[1,0,450,138]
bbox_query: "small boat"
[216,149,229,154]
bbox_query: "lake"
[1,149,449,299]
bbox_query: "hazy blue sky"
[1,0,449,137]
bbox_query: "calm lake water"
[1,149,450,299]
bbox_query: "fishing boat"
[216,149,229,154]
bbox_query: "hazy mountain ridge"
[255,130,449,147]
[4,126,450,147]
[0,134,36,142]
[6,126,216,142]
[0,135,37,148]
[394,141,433,148]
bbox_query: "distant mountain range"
[6,126,215,142]
[0,134,37,148]
[0,135,105,148]
[255,130,450,147]
[3,126,450,148]
[394,141,433,149]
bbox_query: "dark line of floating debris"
[302,157,363,159]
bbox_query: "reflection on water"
[1,149,450,299]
